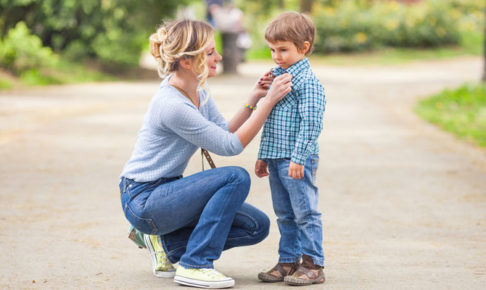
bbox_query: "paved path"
[0,57,485,289]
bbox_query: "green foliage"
[0,22,58,72]
[20,69,62,85]
[0,20,112,87]
[313,0,462,53]
[237,0,483,57]
[0,0,189,68]
[415,84,486,148]
[0,78,13,90]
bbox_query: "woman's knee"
[251,208,270,243]
[258,213,270,241]
[226,166,251,189]
[236,203,270,243]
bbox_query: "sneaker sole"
[154,269,176,278]
[143,235,175,278]
[174,275,235,289]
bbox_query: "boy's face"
[267,40,308,70]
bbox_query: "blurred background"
[0,0,485,147]
[0,0,483,84]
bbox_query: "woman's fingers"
[272,73,292,90]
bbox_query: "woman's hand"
[249,70,274,103]
[265,73,292,105]
[288,161,304,179]
[255,160,269,178]
[235,73,291,148]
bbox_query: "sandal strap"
[267,262,299,278]
[271,263,288,278]
[294,265,319,279]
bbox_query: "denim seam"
[125,204,158,234]
[226,211,259,241]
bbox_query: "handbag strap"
[201,148,216,169]
[171,84,216,170]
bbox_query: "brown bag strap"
[171,85,215,170]
[201,148,216,170]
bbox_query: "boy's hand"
[255,160,269,178]
[288,161,304,179]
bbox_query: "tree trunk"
[300,0,314,13]
[222,32,239,74]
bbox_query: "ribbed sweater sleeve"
[159,95,243,156]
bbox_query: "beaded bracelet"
[245,104,257,111]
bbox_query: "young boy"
[255,11,326,286]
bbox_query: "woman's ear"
[301,41,311,55]
[179,58,193,70]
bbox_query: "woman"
[119,19,291,288]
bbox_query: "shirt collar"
[272,58,310,77]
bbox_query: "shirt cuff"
[290,152,307,165]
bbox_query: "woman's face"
[205,37,222,77]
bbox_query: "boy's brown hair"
[265,11,315,55]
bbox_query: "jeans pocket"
[124,204,158,235]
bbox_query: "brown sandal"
[284,255,325,286]
[258,262,300,283]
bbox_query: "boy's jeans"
[120,166,270,269]
[266,156,324,266]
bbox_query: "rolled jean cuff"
[178,261,214,269]
[310,257,325,267]
[278,256,301,263]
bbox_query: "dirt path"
[0,57,485,289]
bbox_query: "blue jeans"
[266,156,324,266]
[120,166,270,269]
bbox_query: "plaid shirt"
[258,58,326,165]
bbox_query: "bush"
[313,0,462,53]
[0,0,189,69]
[0,22,58,73]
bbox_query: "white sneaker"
[174,266,235,288]
[143,234,176,278]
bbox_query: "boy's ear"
[301,41,311,54]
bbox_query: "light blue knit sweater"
[121,77,243,182]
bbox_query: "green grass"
[415,83,486,148]
[18,59,114,86]
[0,78,13,90]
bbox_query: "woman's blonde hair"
[150,20,214,85]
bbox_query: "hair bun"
[149,26,168,59]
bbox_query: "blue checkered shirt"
[258,58,325,165]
